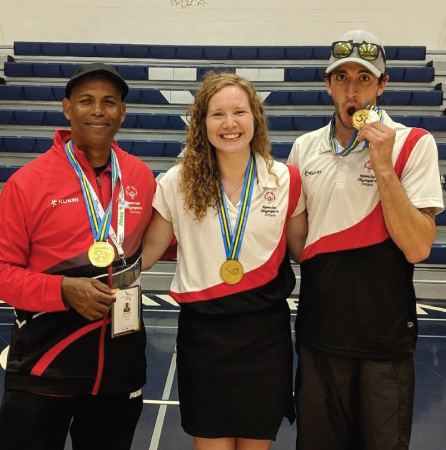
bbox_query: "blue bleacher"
[0,164,164,183]
[438,143,446,160]
[423,243,446,264]
[4,62,436,85]
[12,42,427,61]
[2,85,442,108]
[3,137,441,165]
[1,110,445,132]
[1,135,444,166]
[0,166,21,182]
[0,136,183,158]
[2,40,444,267]
[436,210,446,226]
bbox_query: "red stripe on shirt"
[170,226,288,303]
[286,164,302,220]
[31,318,111,376]
[170,165,300,303]
[301,127,427,261]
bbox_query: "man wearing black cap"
[287,30,444,449]
[0,63,154,449]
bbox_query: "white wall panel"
[0,1,445,49]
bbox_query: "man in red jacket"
[0,63,155,450]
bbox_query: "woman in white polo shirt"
[142,71,307,450]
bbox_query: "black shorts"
[0,389,143,450]
[295,344,415,450]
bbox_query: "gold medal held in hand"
[88,241,115,267]
[352,109,380,130]
[220,259,244,284]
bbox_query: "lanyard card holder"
[111,261,142,338]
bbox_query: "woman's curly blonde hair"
[179,71,275,220]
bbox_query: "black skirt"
[176,301,295,440]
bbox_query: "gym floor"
[0,293,445,450]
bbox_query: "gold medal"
[220,260,244,284]
[352,109,380,130]
[88,241,115,267]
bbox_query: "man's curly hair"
[179,71,275,220]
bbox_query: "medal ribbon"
[217,154,256,261]
[65,140,126,259]
[329,105,383,157]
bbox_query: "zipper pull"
[96,176,102,187]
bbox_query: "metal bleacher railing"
[0,41,445,268]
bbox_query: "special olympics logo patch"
[126,186,138,199]
[264,191,276,204]
[364,160,373,173]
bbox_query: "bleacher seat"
[385,46,426,60]
[420,116,446,131]
[176,46,205,60]
[380,91,413,106]
[290,91,325,105]
[40,43,68,57]
[0,136,184,157]
[2,40,444,266]
[150,45,177,59]
[0,166,20,182]
[0,110,14,125]
[203,46,231,60]
[15,110,46,126]
[285,67,325,82]
[95,44,124,58]
[285,47,319,60]
[386,67,435,82]
[2,137,40,153]
[5,62,437,85]
[436,210,446,226]
[14,42,42,55]
[4,62,34,77]
[2,85,441,109]
[1,110,445,132]
[121,44,151,59]
[1,136,441,165]
[12,42,427,61]
[67,43,96,57]
[392,115,422,128]
[271,142,293,159]
[23,86,53,101]
[258,47,286,60]
[115,65,148,80]
[0,164,164,182]
[133,114,168,130]
[267,115,331,131]
[0,85,23,100]
[32,63,65,78]
[423,243,446,264]
[0,136,52,153]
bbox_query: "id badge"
[110,261,142,338]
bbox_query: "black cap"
[65,63,129,101]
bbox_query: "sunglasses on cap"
[330,40,386,63]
